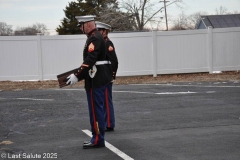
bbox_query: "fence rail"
[0,27,240,81]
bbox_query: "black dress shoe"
[105,127,114,132]
[83,142,105,149]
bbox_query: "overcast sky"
[0,0,239,35]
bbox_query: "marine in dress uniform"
[66,15,112,149]
[95,21,119,131]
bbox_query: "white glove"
[66,74,78,85]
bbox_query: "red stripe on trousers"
[90,89,98,145]
[105,88,111,128]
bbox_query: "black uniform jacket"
[75,29,112,90]
[105,37,118,74]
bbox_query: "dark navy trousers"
[86,84,107,146]
[105,82,115,128]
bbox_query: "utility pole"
[160,0,169,31]
[164,0,169,30]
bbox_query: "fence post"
[152,30,157,77]
[207,26,213,74]
[37,33,43,80]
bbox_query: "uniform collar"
[87,28,97,37]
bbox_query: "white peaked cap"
[95,21,111,30]
[75,15,96,26]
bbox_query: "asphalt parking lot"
[1,81,240,160]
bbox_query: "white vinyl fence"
[0,27,240,81]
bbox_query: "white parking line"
[17,98,54,101]
[156,91,197,95]
[54,88,85,91]
[54,87,215,95]
[114,91,197,95]
[82,129,134,160]
[130,83,240,88]
[114,91,154,94]
[0,97,54,101]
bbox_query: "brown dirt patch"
[0,71,239,91]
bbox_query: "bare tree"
[171,11,207,30]
[188,11,208,29]
[14,27,39,35]
[0,22,13,36]
[171,11,189,30]
[32,23,50,35]
[215,6,240,15]
[14,23,49,35]
[119,0,184,30]
[232,10,240,14]
[215,6,228,15]
[96,2,135,31]
[97,9,135,31]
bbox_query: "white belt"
[95,61,111,65]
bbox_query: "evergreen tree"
[56,1,82,35]
[56,0,134,35]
